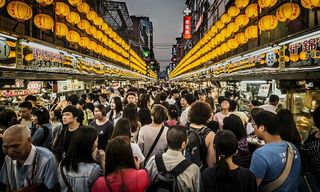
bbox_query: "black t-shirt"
[138,108,152,126]
[202,166,257,192]
[63,128,79,154]
[89,120,114,150]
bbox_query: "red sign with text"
[183,16,192,39]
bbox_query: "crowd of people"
[0,84,319,192]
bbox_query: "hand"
[133,155,141,169]
[92,149,105,165]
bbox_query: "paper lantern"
[220,13,231,24]
[88,25,97,35]
[221,43,230,53]
[66,31,80,43]
[7,1,32,21]
[290,54,299,62]
[93,17,103,26]
[235,0,249,9]
[245,25,258,39]
[228,6,240,17]
[284,56,290,62]
[79,36,90,48]
[227,39,239,49]
[68,0,81,6]
[276,3,300,22]
[227,22,239,34]
[245,4,259,18]
[258,15,278,31]
[88,41,97,50]
[87,11,97,21]
[215,20,225,30]
[55,22,68,36]
[34,14,54,30]
[94,30,103,40]
[55,2,70,17]
[235,14,249,28]
[77,19,90,30]
[300,52,308,60]
[77,2,90,14]
[300,0,320,9]
[25,53,33,61]
[36,0,53,6]
[258,0,277,9]
[66,11,80,25]
[236,33,248,44]
[0,0,5,8]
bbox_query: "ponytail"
[214,155,232,181]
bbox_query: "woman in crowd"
[138,93,152,126]
[49,109,63,142]
[213,96,230,129]
[89,104,114,150]
[123,103,141,142]
[164,104,180,128]
[91,136,149,192]
[59,126,104,192]
[31,106,53,150]
[223,114,252,168]
[202,130,257,192]
[106,96,123,126]
[277,109,301,149]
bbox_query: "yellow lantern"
[258,15,278,31]
[227,39,239,49]
[55,2,70,17]
[235,14,249,28]
[78,19,90,30]
[222,28,231,38]
[290,54,299,62]
[68,0,81,6]
[236,33,248,44]
[215,20,225,30]
[88,25,97,35]
[87,11,97,21]
[228,6,240,18]
[276,3,300,22]
[89,41,98,50]
[245,4,259,18]
[227,22,239,34]
[93,17,103,26]
[79,36,90,48]
[221,43,230,53]
[34,14,54,30]
[7,1,32,21]
[55,22,68,37]
[245,25,258,39]
[77,2,90,14]
[0,0,5,8]
[25,53,34,61]
[258,0,277,9]
[220,13,231,24]
[36,0,53,6]
[235,0,249,9]
[101,23,108,32]
[66,31,80,43]
[94,30,103,40]
[300,52,308,60]
[284,55,290,62]
[66,11,80,25]
[301,0,318,9]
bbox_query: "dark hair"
[314,106,320,128]
[138,88,147,95]
[105,136,136,174]
[80,93,87,101]
[67,94,79,106]
[95,104,107,116]
[123,103,139,133]
[252,110,280,135]
[151,104,168,124]
[218,96,230,105]
[0,109,19,129]
[124,92,137,106]
[138,94,150,109]
[77,98,86,106]
[100,93,108,100]
[111,96,123,115]
[84,103,94,113]
[111,118,131,139]
[170,89,179,96]
[19,101,32,110]
[168,104,179,119]
[25,95,37,102]
[251,100,262,107]
[31,107,50,125]
[205,96,215,112]
[62,105,83,124]
[182,93,196,105]
[52,109,62,121]
[117,88,125,97]
[269,94,279,105]
[277,109,301,146]
[189,102,212,125]
[61,126,97,172]
[229,100,238,112]
[159,92,167,102]
[214,130,238,181]
[167,126,187,150]
[223,114,246,140]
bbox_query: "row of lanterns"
[171,0,302,78]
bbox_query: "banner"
[183,16,192,39]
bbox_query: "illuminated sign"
[183,16,192,39]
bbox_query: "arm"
[256,178,262,187]
[205,132,216,167]
[32,128,44,145]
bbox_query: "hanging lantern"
[93,17,103,26]
[66,31,80,43]
[276,3,300,22]
[221,43,230,53]
[245,4,259,18]
[235,0,249,9]
[245,25,258,39]
[88,25,97,35]
[235,14,249,28]
[96,45,103,54]
[79,36,90,48]
[221,28,231,38]
[87,10,97,21]
[235,33,248,44]
[36,0,53,6]
[227,39,239,49]
[68,0,81,6]
[227,22,239,34]
[66,11,80,25]
[34,14,54,30]
[289,54,299,62]
[55,22,68,37]
[0,0,5,8]
[220,13,231,24]
[258,15,278,31]
[77,2,90,14]
[300,52,308,60]
[55,2,70,17]
[258,0,277,9]
[25,53,33,61]
[300,0,320,9]
[228,6,240,18]
[77,19,90,30]
[101,23,108,32]
[95,30,103,40]
[215,20,225,30]
[7,1,32,21]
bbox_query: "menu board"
[57,79,85,93]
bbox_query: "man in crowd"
[0,124,59,191]
[166,89,179,105]
[180,93,196,127]
[259,94,279,114]
[18,101,33,128]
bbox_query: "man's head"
[151,104,168,124]
[166,126,188,151]
[18,101,32,119]
[198,90,206,102]
[159,92,168,102]
[126,92,137,104]
[25,95,37,107]
[269,94,279,106]
[229,100,238,112]
[181,93,196,107]
[170,89,179,100]
[67,94,79,106]
[219,96,230,110]
[252,110,280,139]
[62,105,82,125]
[189,101,212,125]
[2,124,32,161]
[99,93,108,104]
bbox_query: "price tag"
[0,40,10,60]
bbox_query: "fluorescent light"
[0,33,17,40]
[279,30,320,45]
[243,46,280,58]
[21,41,68,54]
[241,80,267,84]
[227,56,242,63]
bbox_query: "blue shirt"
[250,141,301,192]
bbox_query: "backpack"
[163,121,180,128]
[185,126,211,171]
[148,154,192,192]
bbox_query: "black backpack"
[148,154,192,192]
[185,126,211,171]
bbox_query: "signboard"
[183,16,192,39]
[257,84,271,98]
[57,79,84,93]
[0,40,10,60]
